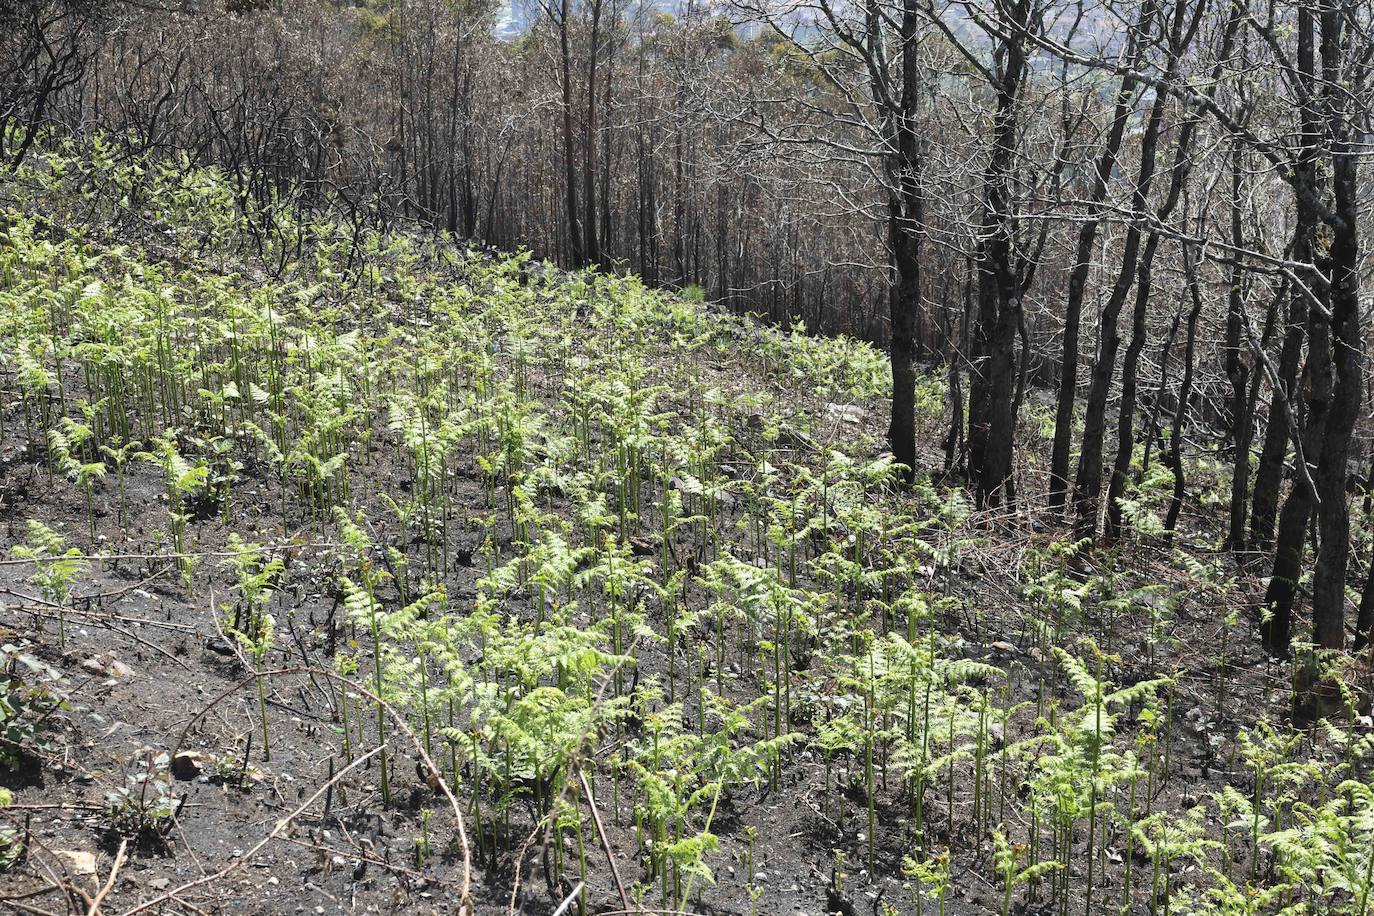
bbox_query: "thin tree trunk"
[1225,143,1253,550]
[1163,242,1204,541]
[1073,94,1166,537]
[582,0,602,266]
[885,0,924,481]
[1048,11,1149,510]
[1356,555,1374,652]
[1106,75,1219,536]
[1250,266,1306,548]
[1105,243,1155,542]
[1140,309,1181,479]
[557,0,584,266]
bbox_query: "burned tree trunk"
[967,0,1029,508]
[1073,92,1166,538]
[1224,144,1254,551]
[886,0,925,481]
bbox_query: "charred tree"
[966,0,1031,509]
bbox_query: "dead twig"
[549,881,585,916]
[0,541,342,568]
[277,834,450,885]
[86,838,127,916]
[7,600,192,671]
[578,766,633,914]
[1,594,194,633]
[2,899,65,916]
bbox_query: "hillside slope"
[0,148,1369,916]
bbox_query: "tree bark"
[582,0,602,266]
[1249,262,1307,549]
[556,0,585,266]
[1261,5,1324,655]
[1163,243,1203,541]
[885,0,924,480]
[1309,0,1362,653]
[1224,143,1253,551]
[1356,533,1374,650]
[967,0,1028,509]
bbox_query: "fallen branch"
[578,767,632,915]
[86,838,127,916]
[550,881,586,916]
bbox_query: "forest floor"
[0,413,1295,916]
[0,149,1363,916]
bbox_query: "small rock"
[205,637,235,656]
[825,403,866,424]
[172,751,207,781]
[52,850,98,890]
[80,653,134,678]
